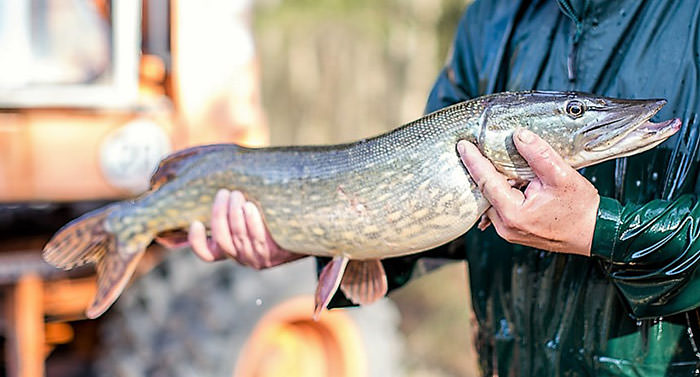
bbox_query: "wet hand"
[457,129,599,256]
[188,189,304,269]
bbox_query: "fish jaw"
[570,117,681,169]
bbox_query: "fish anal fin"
[314,256,349,321]
[340,259,388,306]
[149,144,234,190]
[154,229,190,249]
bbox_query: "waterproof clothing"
[322,0,700,375]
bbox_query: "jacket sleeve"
[591,195,700,319]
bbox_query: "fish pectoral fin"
[154,229,190,249]
[314,256,349,321]
[340,259,388,306]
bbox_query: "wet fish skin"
[42,91,680,318]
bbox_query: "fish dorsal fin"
[340,259,388,306]
[314,256,349,320]
[149,144,232,190]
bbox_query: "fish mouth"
[575,98,681,167]
[604,117,681,157]
[583,99,666,151]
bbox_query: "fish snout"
[642,98,667,115]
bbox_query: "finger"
[513,128,570,187]
[457,141,523,212]
[477,213,492,231]
[485,207,502,225]
[188,221,227,262]
[483,207,514,242]
[228,191,251,257]
[227,191,259,267]
[243,201,272,268]
[210,189,236,256]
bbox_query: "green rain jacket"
[323,0,700,375]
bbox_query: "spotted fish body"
[43,91,680,319]
[111,101,487,260]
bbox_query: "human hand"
[457,129,599,256]
[188,189,305,269]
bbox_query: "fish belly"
[255,151,488,259]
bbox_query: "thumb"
[513,128,570,186]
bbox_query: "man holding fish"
[190,0,700,375]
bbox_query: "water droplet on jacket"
[652,172,659,180]
[496,318,512,339]
[635,180,641,187]
[255,298,262,306]
[591,176,597,183]
[619,9,626,17]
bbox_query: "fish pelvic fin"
[340,259,388,306]
[42,204,149,319]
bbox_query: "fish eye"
[566,100,586,118]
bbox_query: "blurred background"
[0,0,478,376]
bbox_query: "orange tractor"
[0,1,399,376]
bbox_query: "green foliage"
[255,0,470,67]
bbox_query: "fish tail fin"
[43,205,120,270]
[43,204,148,319]
[87,240,146,318]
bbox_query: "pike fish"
[43,91,681,319]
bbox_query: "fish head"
[478,91,681,180]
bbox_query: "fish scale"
[42,91,680,318]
